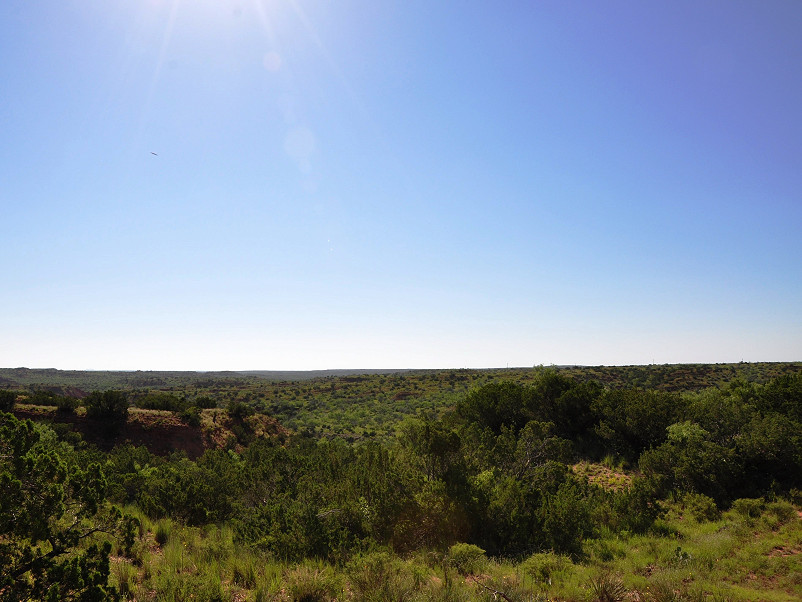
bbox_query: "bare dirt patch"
[572,461,634,492]
[13,406,287,459]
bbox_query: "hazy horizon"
[3,361,797,375]
[2,1,801,371]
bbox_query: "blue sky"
[2,0,801,370]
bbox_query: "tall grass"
[108,497,801,601]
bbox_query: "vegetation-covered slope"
[2,363,802,600]
[2,362,800,439]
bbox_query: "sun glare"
[138,0,277,37]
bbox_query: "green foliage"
[448,543,486,575]
[119,512,140,557]
[27,389,62,406]
[0,413,120,600]
[392,479,468,553]
[608,477,663,533]
[195,395,217,409]
[588,573,627,602]
[231,555,258,588]
[103,444,159,504]
[137,455,234,525]
[457,381,531,434]
[230,437,414,562]
[736,411,802,492]
[758,371,802,421]
[155,519,172,546]
[639,422,741,504]
[346,551,422,601]
[2,363,800,440]
[180,405,201,427]
[519,552,573,584]
[0,389,16,411]
[227,399,255,420]
[399,417,464,482]
[151,566,226,602]
[540,480,593,557]
[286,563,342,602]
[135,392,187,412]
[731,497,764,520]
[6,364,802,600]
[84,390,129,423]
[763,499,796,525]
[682,492,720,522]
[55,395,79,413]
[592,389,684,460]
[111,558,137,599]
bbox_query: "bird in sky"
[150,152,158,156]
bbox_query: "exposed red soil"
[12,406,287,459]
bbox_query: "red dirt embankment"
[12,406,287,459]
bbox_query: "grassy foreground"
[106,490,802,601]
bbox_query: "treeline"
[4,362,801,441]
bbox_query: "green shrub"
[586,538,627,563]
[227,400,254,420]
[85,390,129,422]
[55,396,79,414]
[765,500,796,526]
[731,497,764,520]
[519,552,573,584]
[347,551,419,601]
[28,390,60,406]
[683,492,720,522]
[195,396,217,409]
[253,584,275,602]
[646,578,684,602]
[180,406,201,427]
[48,422,83,445]
[120,513,141,557]
[0,390,16,411]
[448,543,486,576]
[613,478,663,533]
[541,481,593,557]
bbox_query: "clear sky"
[2,1,801,370]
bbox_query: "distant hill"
[2,362,801,391]
[0,367,254,392]
[238,368,414,381]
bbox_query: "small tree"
[0,412,121,600]
[540,481,592,557]
[227,400,254,420]
[56,396,79,414]
[195,396,217,409]
[0,390,16,412]
[449,543,486,575]
[84,391,129,423]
